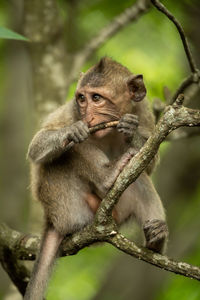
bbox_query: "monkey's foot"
[143,219,169,254]
[116,147,137,172]
[103,148,137,193]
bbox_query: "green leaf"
[0,26,29,41]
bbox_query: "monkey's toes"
[143,219,169,254]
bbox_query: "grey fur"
[25,58,168,300]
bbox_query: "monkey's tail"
[24,226,63,300]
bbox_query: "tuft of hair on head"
[79,57,132,88]
[93,57,107,73]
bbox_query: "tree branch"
[1,96,200,285]
[108,233,200,281]
[151,0,197,73]
[0,248,30,296]
[0,223,39,261]
[0,223,39,296]
[1,221,200,282]
[170,73,200,104]
[69,0,151,83]
[23,0,70,115]
[2,0,197,296]
[151,0,200,104]
[166,127,200,141]
[96,95,200,220]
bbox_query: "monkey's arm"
[28,121,89,164]
[28,128,68,164]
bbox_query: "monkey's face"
[76,85,122,138]
[76,58,147,139]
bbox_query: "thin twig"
[65,121,119,151]
[69,0,151,83]
[170,74,195,104]
[151,0,200,104]
[166,128,200,141]
[152,98,166,122]
[151,0,197,73]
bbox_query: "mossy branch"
[1,96,200,285]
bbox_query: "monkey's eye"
[92,94,101,102]
[77,94,86,104]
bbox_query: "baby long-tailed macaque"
[24,57,168,300]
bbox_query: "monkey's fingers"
[145,228,168,253]
[117,114,139,135]
[143,219,168,251]
[82,122,90,134]
[143,219,166,232]
[66,121,119,151]
[146,224,167,240]
[67,131,80,143]
[118,114,139,125]
[117,126,137,138]
[117,124,138,131]
[75,120,89,133]
[70,121,89,143]
[76,126,89,141]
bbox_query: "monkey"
[24,57,168,300]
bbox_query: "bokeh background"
[0,0,200,299]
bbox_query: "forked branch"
[1,96,200,283]
[69,0,151,82]
[96,95,200,219]
[151,0,197,73]
[151,0,200,103]
[1,0,200,294]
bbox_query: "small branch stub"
[175,94,185,106]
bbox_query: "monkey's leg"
[116,172,168,253]
[103,148,137,192]
[133,173,168,253]
[86,193,101,213]
[24,226,63,300]
[86,193,118,220]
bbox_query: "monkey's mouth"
[88,121,109,128]
[91,125,114,139]
[88,117,119,128]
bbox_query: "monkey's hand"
[117,114,139,139]
[64,121,89,145]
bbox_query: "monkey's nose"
[86,116,95,127]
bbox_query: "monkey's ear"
[127,74,146,102]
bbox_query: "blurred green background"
[0,0,200,299]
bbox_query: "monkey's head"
[75,57,146,138]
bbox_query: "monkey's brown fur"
[24,57,168,300]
